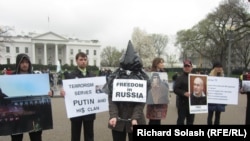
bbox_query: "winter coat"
[173,72,190,108]
[104,68,150,133]
[102,40,151,133]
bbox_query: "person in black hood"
[102,40,151,141]
[11,53,53,141]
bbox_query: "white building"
[0,31,101,67]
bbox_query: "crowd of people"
[0,40,249,141]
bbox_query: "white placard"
[63,76,108,118]
[112,79,147,103]
[207,76,239,105]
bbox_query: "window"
[16,47,19,53]
[7,58,10,64]
[6,46,10,53]
[25,47,28,53]
[78,49,81,53]
[94,50,96,55]
[94,60,96,66]
[70,59,74,65]
[86,49,89,55]
[59,49,62,54]
[70,49,73,55]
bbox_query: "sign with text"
[62,76,108,118]
[0,74,50,97]
[207,76,239,105]
[112,79,147,103]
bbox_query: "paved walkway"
[1,91,247,141]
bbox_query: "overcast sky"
[0,0,224,52]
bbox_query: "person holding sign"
[60,52,95,141]
[102,40,151,141]
[207,62,226,125]
[10,53,53,141]
[173,59,195,125]
[146,57,169,125]
[240,71,250,125]
[190,77,207,105]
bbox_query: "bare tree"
[0,25,14,63]
[151,34,168,57]
[131,27,155,68]
[100,46,123,67]
[165,53,178,68]
[175,0,250,70]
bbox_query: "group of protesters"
[0,40,249,141]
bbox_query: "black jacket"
[65,67,96,120]
[173,72,189,108]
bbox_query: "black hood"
[15,53,32,74]
[119,40,143,71]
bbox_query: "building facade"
[0,31,101,67]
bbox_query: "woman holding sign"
[240,71,250,125]
[102,41,151,141]
[146,57,169,125]
[207,62,226,125]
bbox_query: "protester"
[146,57,169,125]
[10,53,53,141]
[102,40,151,141]
[207,62,226,125]
[173,59,195,125]
[239,71,250,125]
[60,52,95,141]
[172,72,179,108]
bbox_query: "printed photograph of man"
[190,76,207,105]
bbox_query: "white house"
[0,31,101,67]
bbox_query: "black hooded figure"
[102,40,151,141]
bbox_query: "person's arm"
[108,94,118,127]
[174,76,187,97]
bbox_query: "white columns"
[32,43,36,63]
[55,44,58,65]
[44,44,47,65]
[65,45,68,64]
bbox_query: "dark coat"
[65,67,96,121]
[173,72,189,108]
[104,68,150,133]
[103,40,150,133]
